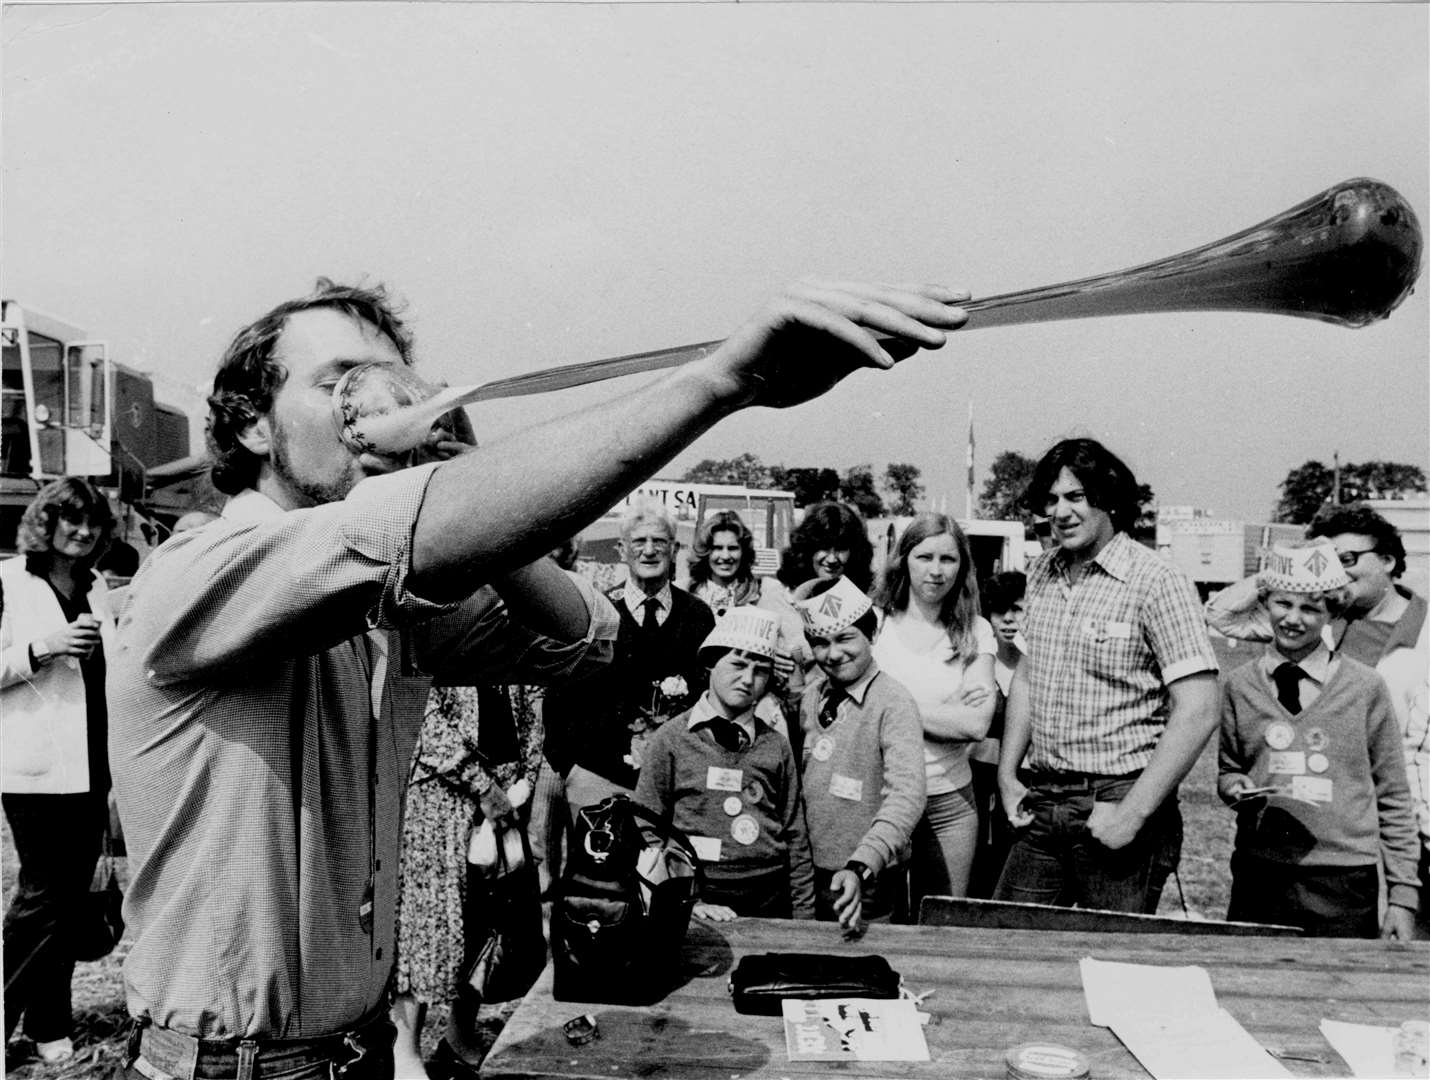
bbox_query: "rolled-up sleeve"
[129,466,457,684]
[1146,568,1219,685]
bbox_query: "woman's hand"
[693,902,738,922]
[43,615,101,660]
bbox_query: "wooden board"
[480,918,1428,1079]
[918,896,1302,936]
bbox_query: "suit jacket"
[547,582,714,789]
[1,555,115,793]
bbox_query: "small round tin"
[1005,1042,1091,1080]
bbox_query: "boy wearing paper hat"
[1218,540,1419,939]
[793,576,926,931]
[633,606,816,921]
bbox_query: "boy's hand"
[829,869,863,931]
[1381,905,1415,941]
[693,902,738,923]
[999,775,1034,829]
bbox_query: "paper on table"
[1112,1009,1292,1079]
[781,998,930,1062]
[1079,957,1217,1026]
[1319,1019,1401,1078]
[1080,958,1290,1079]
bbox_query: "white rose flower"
[660,675,688,698]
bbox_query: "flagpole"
[965,400,975,520]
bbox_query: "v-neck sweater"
[1219,654,1419,909]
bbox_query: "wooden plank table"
[481,918,1429,1079]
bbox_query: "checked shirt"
[1021,531,1217,777]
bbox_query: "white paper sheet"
[1080,957,1290,1079]
[1319,1019,1401,1078]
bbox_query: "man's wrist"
[844,859,874,886]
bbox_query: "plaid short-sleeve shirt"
[1022,532,1217,776]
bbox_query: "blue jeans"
[910,784,979,905]
[992,774,1181,914]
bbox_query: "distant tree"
[840,464,886,519]
[977,450,1038,531]
[681,453,771,487]
[883,463,924,516]
[769,466,840,508]
[1273,459,1426,524]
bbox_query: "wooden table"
[481,918,1429,1079]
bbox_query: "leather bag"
[728,952,901,1015]
[461,814,547,1004]
[72,831,125,962]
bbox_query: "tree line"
[682,451,1427,530]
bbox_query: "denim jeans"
[909,784,979,906]
[992,774,1181,914]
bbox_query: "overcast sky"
[4,2,1426,521]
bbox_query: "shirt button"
[375,859,382,871]
[376,948,383,960]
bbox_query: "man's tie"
[641,595,661,631]
[710,719,747,752]
[818,686,843,728]
[1272,662,1304,715]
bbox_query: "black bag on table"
[552,794,701,1004]
[728,953,901,1015]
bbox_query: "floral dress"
[394,683,544,1001]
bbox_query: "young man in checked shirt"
[994,438,1219,914]
[105,277,970,1079]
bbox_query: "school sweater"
[633,702,816,917]
[797,667,927,876]
[1218,653,1420,910]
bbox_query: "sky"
[3,1,1427,522]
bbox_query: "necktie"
[1272,662,1304,715]
[819,687,843,728]
[710,719,747,752]
[641,596,661,631]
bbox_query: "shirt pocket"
[1074,616,1140,679]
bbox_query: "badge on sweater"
[829,774,863,801]
[744,778,764,804]
[1307,753,1330,774]
[722,796,743,817]
[707,766,743,792]
[731,814,760,845]
[1264,722,1295,750]
[1305,728,1329,752]
[812,735,835,762]
[1267,751,1306,775]
[691,835,722,862]
[1292,775,1333,803]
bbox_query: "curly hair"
[1307,503,1406,579]
[1025,438,1141,536]
[689,511,757,585]
[875,513,982,660]
[17,477,116,574]
[206,278,414,495]
[777,501,873,591]
[981,570,1027,618]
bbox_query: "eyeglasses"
[1336,547,1377,568]
[627,537,671,551]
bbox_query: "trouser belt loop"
[235,1039,259,1080]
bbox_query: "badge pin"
[1307,752,1330,774]
[812,736,835,762]
[1265,721,1295,751]
[722,795,743,817]
[731,814,760,845]
[1305,728,1329,752]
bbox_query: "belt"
[127,1009,393,1080]
[1026,769,1141,791]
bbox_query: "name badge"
[1267,751,1306,775]
[707,766,744,792]
[1292,775,1334,804]
[690,835,723,863]
[829,774,863,802]
[1104,621,1133,640]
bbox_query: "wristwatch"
[29,639,53,668]
[844,859,874,886]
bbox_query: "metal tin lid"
[1006,1042,1092,1080]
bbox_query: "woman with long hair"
[2,478,117,1063]
[872,513,997,905]
[776,501,874,594]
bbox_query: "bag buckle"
[583,823,615,863]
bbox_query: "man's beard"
[269,418,356,506]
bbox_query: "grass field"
[2,638,1255,1077]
